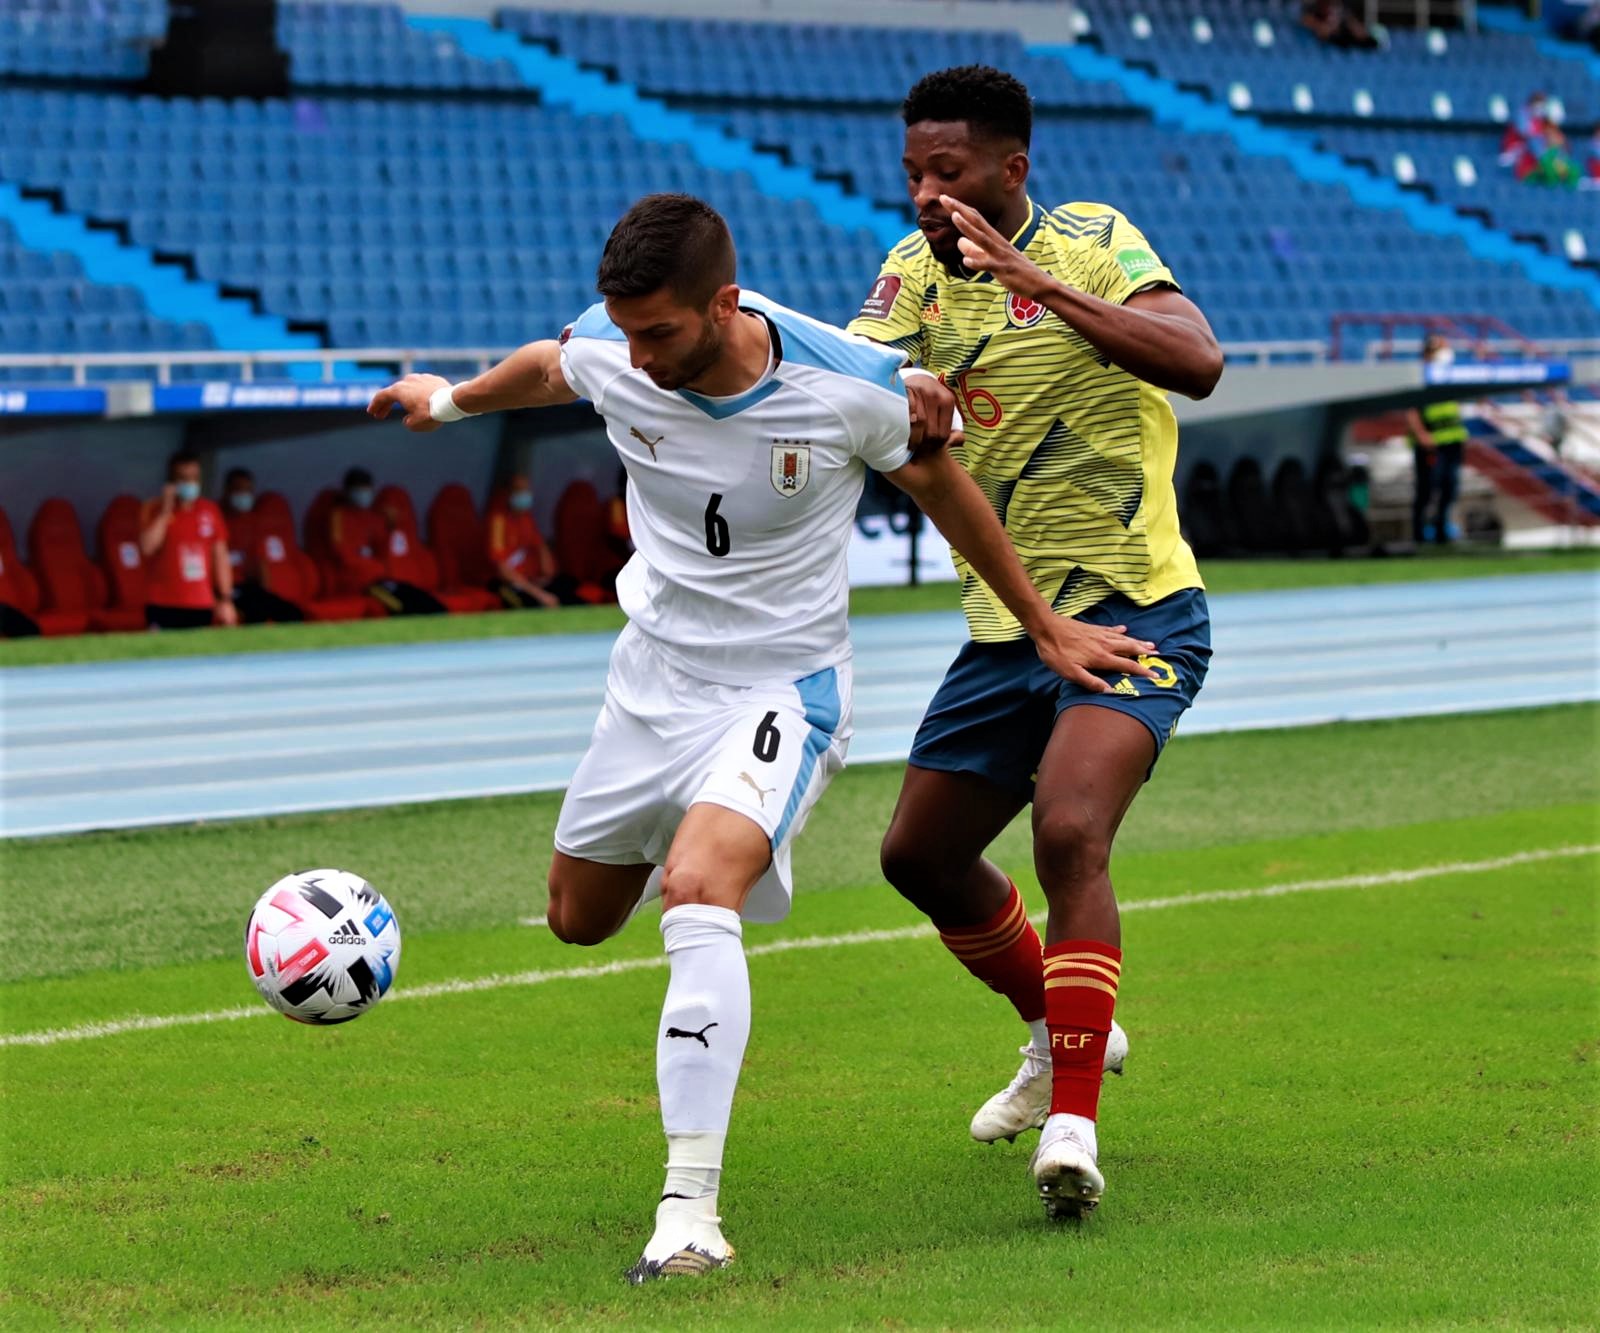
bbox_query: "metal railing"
[1,335,1596,389]
[0,347,510,387]
[1329,311,1549,362]
[1356,336,1600,363]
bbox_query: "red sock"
[1043,939,1122,1120]
[936,880,1045,1025]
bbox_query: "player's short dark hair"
[596,194,736,309]
[902,65,1033,148]
[224,467,253,487]
[166,448,200,478]
[343,466,373,489]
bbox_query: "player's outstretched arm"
[367,340,578,431]
[885,449,1157,694]
[940,195,1224,401]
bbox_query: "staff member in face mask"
[325,466,390,598]
[486,473,581,608]
[1407,335,1468,545]
[139,449,238,630]
[222,466,304,624]
[326,466,446,615]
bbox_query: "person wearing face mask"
[1407,335,1468,545]
[139,449,238,630]
[222,467,304,624]
[325,465,391,599]
[486,474,581,609]
[325,466,447,615]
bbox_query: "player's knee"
[1033,808,1112,890]
[659,860,721,911]
[879,825,934,893]
[544,873,608,948]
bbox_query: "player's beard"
[926,231,964,270]
[652,318,723,392]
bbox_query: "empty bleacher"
[0,0,1593,375]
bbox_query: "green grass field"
[3,547,1595,667]
[3,705,1596,1329]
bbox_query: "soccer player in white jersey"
[369,194,1154,1282]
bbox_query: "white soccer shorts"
[553,623,853,923]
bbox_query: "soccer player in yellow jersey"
[848,66,1223,1220]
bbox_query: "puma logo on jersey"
[630,427,664,460]
[738,771,776,805]
[665,1022,719,1047]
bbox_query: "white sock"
[1027,1018,1050,1052]
[1043,1111,1099,1158]
[657,904,750,1201]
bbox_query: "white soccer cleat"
[1030,1118,1105,1220]
[969,1021,1128,1145]
[1104,1018,1129,1077]
[624,1195,735,1285]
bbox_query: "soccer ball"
[245,869,401,1025]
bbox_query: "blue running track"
[1,573,1594,839]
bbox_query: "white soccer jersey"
[558,291,913,685]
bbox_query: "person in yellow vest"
[1407,335,1468,544]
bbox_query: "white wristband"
[428,384,476,423]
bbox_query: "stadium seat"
[95,493,148,618]
[250,491,374,622]
[0,503,87,636]
[27,497,144,633]
[551,480,621,601]
[426,482,495,591]
[301,486,342,590]
[376,484,498,613]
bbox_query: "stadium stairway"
[404,13,910,252]
[1464,417,1600,527]
[0,181,318,359]
[1031,44,1600,317]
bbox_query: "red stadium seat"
[301,485,342,592]
[378,484,497,613]
[95,493,147,618]
[0,504,86,636]
[253,490,372,622]
[28,498,143,633]
[553,481,621,603]
[302,487,338,563]
[426,483,495,590]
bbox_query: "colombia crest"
[1006,292,1047,328]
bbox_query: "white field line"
[4,844,1594,1051]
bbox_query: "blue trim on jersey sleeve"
[744,294,906,393]
[570,302,626,342]
[772,667,841,849]
[676,376,784,420]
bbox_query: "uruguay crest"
[770,441,811,498]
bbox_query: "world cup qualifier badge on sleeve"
[858,274,903,320]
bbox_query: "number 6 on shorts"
[752,710,781,763]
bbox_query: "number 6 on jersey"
[704,493,731,557]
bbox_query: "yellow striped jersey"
[847,198,1203,643]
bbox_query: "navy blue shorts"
[908,588,1212,798]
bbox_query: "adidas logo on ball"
[326,929,367,945]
